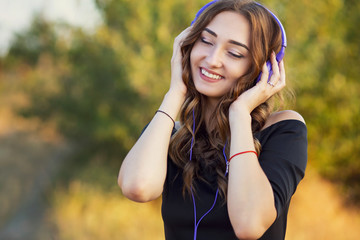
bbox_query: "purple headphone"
[191,0,287,83]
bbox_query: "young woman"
[118,0,307,239]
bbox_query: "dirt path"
[0,107,74,239]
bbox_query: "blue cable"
[189,109,228,240]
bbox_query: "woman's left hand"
[229,51,286,116]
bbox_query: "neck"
[203,96,220,132]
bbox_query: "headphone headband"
[256,2,287,61]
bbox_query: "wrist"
[166,89,186,103]
[158,90,185,121]
[229,107,252,129]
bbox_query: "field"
[0,102,359,239]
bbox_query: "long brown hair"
[169,0,283,200]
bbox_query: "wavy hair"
[169,0,284,200]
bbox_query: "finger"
[277,60,286,88]
[269,51,280,85]
[172,27,192,58]
[259,62,269,86]
[175,26,192,45]
[271,60,286,91]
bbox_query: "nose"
[205,46,223,68]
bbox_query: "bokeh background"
[0,0,359,239]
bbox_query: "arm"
[227,110,306,239]
[118,27,191,202]
[227,53,285,239]
[227,112,276,239]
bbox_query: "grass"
[50,181,164,240]
[286,166,360,240]
[45,165,360,240]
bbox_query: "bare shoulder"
[262,110,306,130]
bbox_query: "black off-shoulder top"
[161,119,307,240]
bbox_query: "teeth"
[201,68,222,80]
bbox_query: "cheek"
[190,45,201,66]
[226,80,239,93]
[225,62,250,87]
[230,60,252,79]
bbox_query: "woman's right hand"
[169,27,192,99]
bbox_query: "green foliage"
[281,0,360,203]
[7,15,60,66]
[8,20,143,161]
[2,0,207,167]
[1,0,360,203]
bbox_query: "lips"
[199,67,224,82]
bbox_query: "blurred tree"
[7,15,60,66]
[1,0,360,204]
[6,18,144,162]
[282,0,360,203]
[2,0,209,173]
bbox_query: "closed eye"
[200,37,212,45]
[229,52,244,59]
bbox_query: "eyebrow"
[204,28,250,51]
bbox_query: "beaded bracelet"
[228,151,258,163]
[155,110,175,128]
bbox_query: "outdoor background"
[0,0,359,239]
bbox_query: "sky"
[0,0,102,56]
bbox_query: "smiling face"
[190,11,252,102]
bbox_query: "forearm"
[118,90,184,202]
[227,111,276,239]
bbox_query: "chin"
[195,87,226,100]
[194,83,226,98]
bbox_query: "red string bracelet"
[228,151,258,163]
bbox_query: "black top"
[161,120,308,240]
